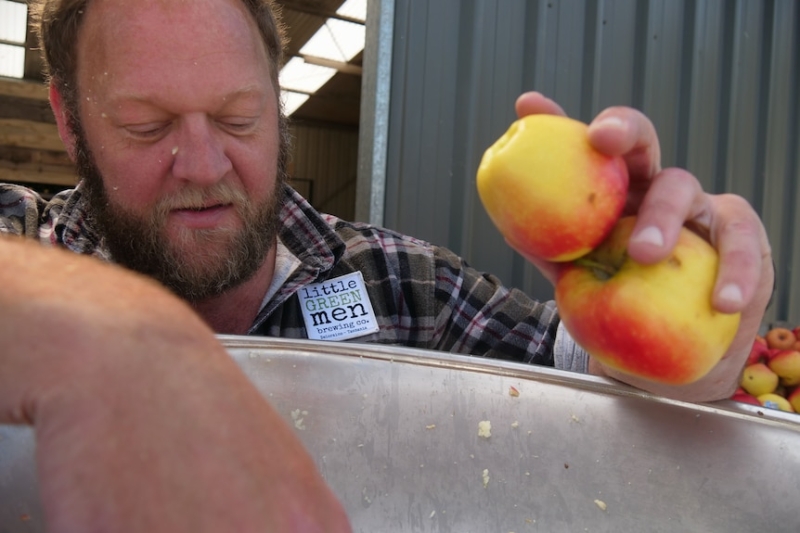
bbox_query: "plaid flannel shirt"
[0,181,586,369]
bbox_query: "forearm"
[0,235,212,423]
[0,237,351,532]
[34,334,346,532]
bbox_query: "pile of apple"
[476,114,741,385]
[732,326,800,413]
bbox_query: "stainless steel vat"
[2,336,799,532]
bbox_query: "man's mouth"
[173,199,236,213]
[170,203,237,228]
[181,203,226,212]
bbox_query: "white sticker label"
[297,271,380,341]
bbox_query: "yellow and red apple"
[554,216,741,385]
[767,349,800,387]
[747,337,771,366]
[757,393,794,413]
[734,332,800,414]
[740,363,779,397]
[476,114,628,262]
[788,387,800,413]
[730,387,761,406]
[765,327,796,350]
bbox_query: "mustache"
[152,182,250,215]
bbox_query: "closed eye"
[125,122,171,140]
[218,118,258,135]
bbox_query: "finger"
[515,92,567,119]
[707,194,773,314]
[629,174,772,316]
[626,167,708,264]
[587,107,662,180]
[712,198,773,363]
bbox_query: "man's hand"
[0,237,351,532]
[512,92,774,402]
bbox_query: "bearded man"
[0,0,775,531]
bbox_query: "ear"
[49,83,78,162]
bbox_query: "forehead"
[76,0,273,99]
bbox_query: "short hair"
[29,0,287,115]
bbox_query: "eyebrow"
[218,85,269,102]
[107,84,269,109]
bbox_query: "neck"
[189,243,278,335]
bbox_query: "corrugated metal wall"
[289,122,359,221]
[382,0,800,324]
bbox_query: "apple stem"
[574,257,617,280]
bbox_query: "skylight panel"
[281,90,310,117]
[0,0,28,44]
[0,0,27,79]
[299,18,365,63]
[279,56,337,94]
[278,1,367,117]
[336,0,367,23]
[0,43,24,78]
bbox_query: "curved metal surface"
[2,336,800,532]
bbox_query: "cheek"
[91,143,172,208]
[230,140,280,199]
[79,117,171,207]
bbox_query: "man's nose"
[170,115,233,185]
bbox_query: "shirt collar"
[54,181,110,259]
[276,181,346,277]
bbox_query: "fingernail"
[719,284,743,305]
[631,226,664,247]
[591,116,625,132]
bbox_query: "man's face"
[70,0,286,301]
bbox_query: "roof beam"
[300,54,363,76]
[0,118,65,152]
[0,162,77,187]
[0,78,49,101]
[278,1,365,24]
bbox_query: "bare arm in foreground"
[0,237,351,533]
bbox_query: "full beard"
[71,117,290,303]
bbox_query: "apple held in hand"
[555,216,741,385]
[476,115,629,262]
